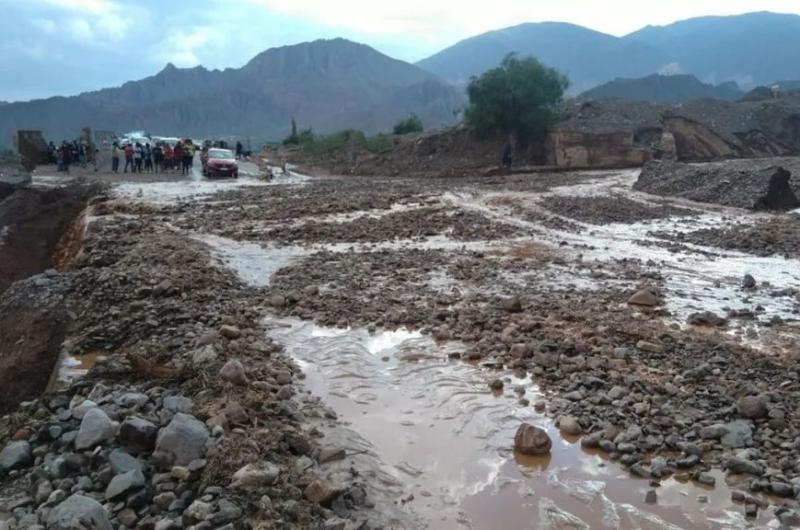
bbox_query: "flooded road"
[89,166,800,528]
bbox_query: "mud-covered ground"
[2,162,800,529]
[652,214,800,259]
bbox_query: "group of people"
[110,139,196,175]
[50,140,96,174]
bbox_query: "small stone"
[162,396,193,413]
[118,508,138,527]
[745,502,758,518]
[742,274,756,289]
[0,441,32,471]
[695,472,716,487]
[47,494,112,530]
[304,479,343,504]
[219,325,242,339]
[153,413,210,469]
[736,395,768,420]
[502,296,522,313]
[318,446,346,465]
[74,408,117,450]
[628,289,659,307]
[105,469,145,500]
[513,423,552,455]
[636,340,663,353]
[489,379,504,391]
[209,498,242,525]
[118,417,158,453]
[558,416,582,435]
[725,457,763,476]
[687,311,728,327]
[720,420,753,448]
[108,449,144,475]
[183,500,213,524]
[645,489,657,504]
[170,466,190,481]
[220,360,248,386]
[230,462,280,490]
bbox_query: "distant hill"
[579,74,742,103]
[416,22,669,94]
[626,12,800,88]
[0,39,465,146]
[418,12,800,94]
[741,80,800,101]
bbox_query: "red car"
[201,148,238,178]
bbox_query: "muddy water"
[446,172,800,355]
[47,350,104,392]
[268,318,773,529]
[113,159,309,205]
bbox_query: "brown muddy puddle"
[267,318,775,529]
[47,350,104,392]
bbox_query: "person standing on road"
[163,144,174,172]
[124,143,134,173]
[153,143,163,173]
[134,142,144,173]
[144,143,153,172]
[173,142,183,174]
[235,141,243,160]
[111,142,120,173]
[182,140,194,175]
[60,142,71,174]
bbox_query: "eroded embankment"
[0,185,96,293]
[0,184,96,413]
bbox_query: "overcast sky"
[1,0,799,101]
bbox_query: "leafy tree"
[392,114,423,135]
[464,54,569,141]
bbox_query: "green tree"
[392,114,423,135]
[464,54,569,141]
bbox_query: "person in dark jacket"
[60,141,72,174]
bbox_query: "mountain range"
[417,11,800,94]
[0,39,464,147]
[2,11,800,146]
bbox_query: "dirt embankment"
[0,184,97,293]
[635,158,800,210]
[266,94,800,177]
[0,274,71,414]
[0,183,98,413]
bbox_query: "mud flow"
[187,168,797,529]
[12,164,796,529]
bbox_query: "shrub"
[392,114,423,135]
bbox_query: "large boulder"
[153,413,209,469]
[513,423,552,455]
[46,494,112,530]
